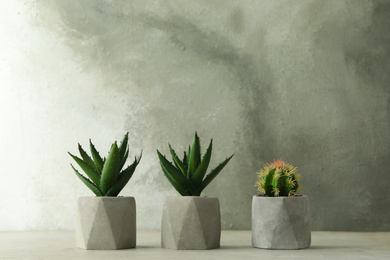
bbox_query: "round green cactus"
[256,159,302,196]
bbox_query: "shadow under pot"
[76,196,136,250]
[252,195,311,250]
[161,196,221,250]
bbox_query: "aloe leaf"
[172,157,180,170]
[196,154,234,195]
[119,148,129,171]
[78,144,98,173]
[118,132,129,160]
[100,142,120,194]
[186,145,191,171]
[160,161,192,196]
[71,164,103,196]
[157,150,183,178]
[188,132,201,177]
[192,139,213,185]
[157,150,195,195]
[169,144,187,176]
[106,153,141,196]
[68,152,101,186]
[182,152,188,168]
[90,140,104,172]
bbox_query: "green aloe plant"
[157,132,234,196]
[69,133,142,196]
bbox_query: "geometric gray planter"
[252,195,311,250]
[76,196,136,250]
[161,196,221,250]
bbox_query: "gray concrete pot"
[252,195,311,250]
[76,196,136,250]
[161,196,221,250]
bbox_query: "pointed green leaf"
[106,152,142,196]
[118,132,129,160]
[90,140,104,172]
[69,152,101,186]
[182,151,188,168]
[172,157,180,170]
[188,132,201,177]
[157,150,195,195]
[71,164,103,196]
[186,145,191,173]
[157,150,183,179]
[160,161,192,196]
[192,139,213,185]
[169,144,187,176]
[196,154,234,195]
[100,142,120,194]
[119,148,129,171]
[78,144,99,173]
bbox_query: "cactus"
[69,133,142,196]
[157,132,234,196]
[256,159,302,196]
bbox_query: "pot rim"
[78,196,135,199]
[165,195,218,199]
[253,194,308,198]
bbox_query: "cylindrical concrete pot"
[161,196,221,250]
[252,195,311,250]
[76,196,136,250]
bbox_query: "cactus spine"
[256,159,302,197]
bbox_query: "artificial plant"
[157,132,234,196]
[69,133,142,196]
[256,159,302,197]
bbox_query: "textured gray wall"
[1,0,389,231]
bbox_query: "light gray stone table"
[0,230,389,260]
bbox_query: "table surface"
[0,230,389,260]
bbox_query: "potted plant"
[252,159,311,250]
[157,132,234,250]
[68,133,142,250]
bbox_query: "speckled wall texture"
[0,0,389,231]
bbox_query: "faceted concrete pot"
[252,195,311,250]
[76,196,136,250]
[161,196,221,250]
